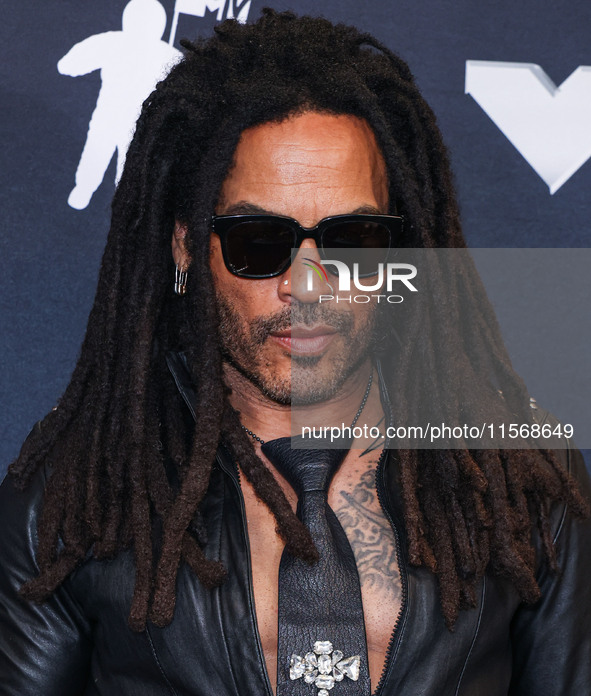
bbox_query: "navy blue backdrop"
[2,0,590,477]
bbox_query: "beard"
[215,294,380,406]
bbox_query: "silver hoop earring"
[174,264,188,296]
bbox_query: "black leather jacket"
[1,358,591,695]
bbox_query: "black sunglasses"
[210,213,403,279]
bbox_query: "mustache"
[250,302,354,345]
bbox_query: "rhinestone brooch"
[289,640,360,695]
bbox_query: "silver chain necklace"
[241,372,373,446]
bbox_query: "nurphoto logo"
[304,257,418,304]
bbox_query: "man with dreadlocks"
[1,9,590,696]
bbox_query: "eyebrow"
[220,202,272,215]
[218,201,386,217]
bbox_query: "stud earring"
[283,279,289,285]
[174,264,188,296]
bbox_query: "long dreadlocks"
[10,9,588,630]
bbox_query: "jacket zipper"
[215,453,275,696]
[372,448,408,695]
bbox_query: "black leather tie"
[261,437,370,696]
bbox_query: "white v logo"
[465,61,591,194]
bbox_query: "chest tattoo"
[334,469,401,599]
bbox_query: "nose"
[277,238,332,304]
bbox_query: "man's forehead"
[231,112,384,160]
[215,112,389,220]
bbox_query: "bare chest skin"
[240,448,402,695]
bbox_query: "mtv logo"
[169,0,252,45]
[465,60,591,194]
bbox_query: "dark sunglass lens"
[323,221,391,275]
[225,221,294,276]
[324,221,391,248]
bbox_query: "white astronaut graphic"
[58,0,182,210]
